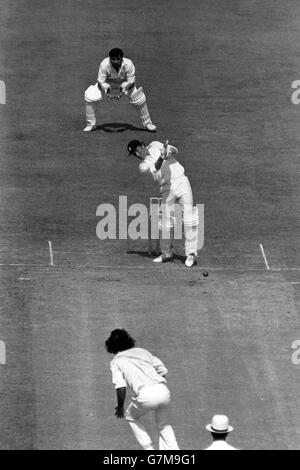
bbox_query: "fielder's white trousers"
[84,83,152,127]
[125,383,179,450]
[160,175,198,257]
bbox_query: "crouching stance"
[105,329,179,450]
[84,48,156,132]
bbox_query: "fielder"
[204,415,237,450]
[83,48,156,132]
[105,329,180,450]
[127,139,198,267]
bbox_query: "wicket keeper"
[84,48,157,132]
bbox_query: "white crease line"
[0,340,6,365]
[0,263,299,272]
[53,251,263,258]
[0,263,46,267]
[259,244,270,271]
[48,241,54,266]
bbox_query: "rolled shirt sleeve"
[97,59,108,84]
[110,360,127,389]
[152,354,168,377]
[97,59,110,93]
[122,59,136,88]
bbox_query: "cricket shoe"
[185,254,196,268]
[144,123,157,132]
[153,254,173,263]
[83,124,96,132]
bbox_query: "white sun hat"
[206,415,234,433]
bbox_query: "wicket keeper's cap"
[206,415,233,433]
[127,140,143,156]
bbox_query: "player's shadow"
[127,250,186,263]
[126,250,152,258]
[96,122,146,133]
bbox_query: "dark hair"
[109,48,124,59]
[105,329,136,354]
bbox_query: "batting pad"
[84,84,102,102]
[183,206,199,227]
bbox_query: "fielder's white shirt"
[110,347,168,396]
[97,57,135,87]
[204,441,237,450]
[139,141,185,187]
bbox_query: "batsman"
[127,139,199,267]
[83,48,156,132]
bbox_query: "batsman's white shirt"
[110,347,168,396]
[98,57,135,87]
[139,141,185,188]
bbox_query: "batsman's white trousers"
[125,383,179,450]
[160,175,198,257]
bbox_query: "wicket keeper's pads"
[129,86,146,106]
[84,84,102,102]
